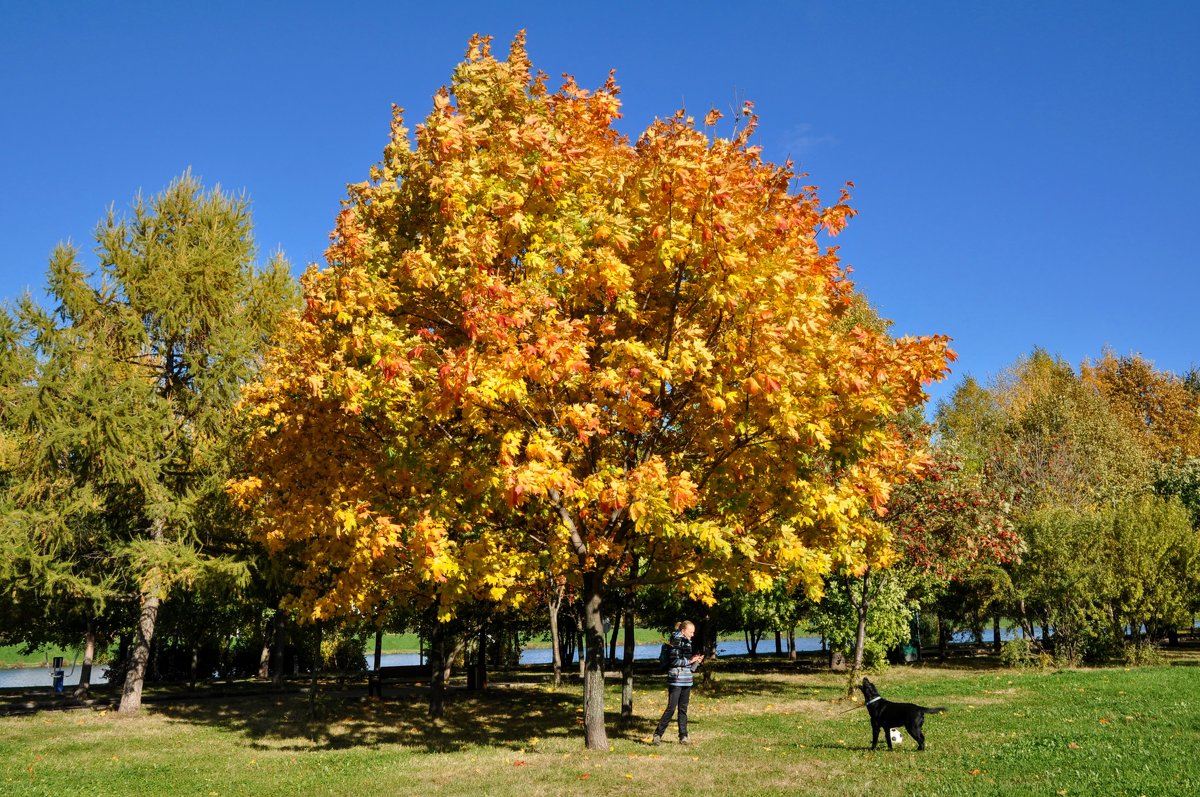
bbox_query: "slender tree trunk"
[619,603,636,729]
[271,610,286,685]
[258,611,274,680]
[475,626,488,690]
[429,622,447,719]
[370,628,384,697]
[74,622,96,698]
[788,625,797,661]
[849,570,871,691]
[119,580,162,713]
[120,519,167,714]
[308,624,322,720]
[548,583,565,688]
[937,615,948,660]
[608,610,620,667]
[581,571,608,750]
[775,630,783,655]
[189,643,199,689]
[993,615,1002,655]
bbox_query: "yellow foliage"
[229,33,953,624]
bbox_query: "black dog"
[857,678,945,751]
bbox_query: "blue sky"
[3,1,1197,410]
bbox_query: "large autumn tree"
[231,34,952,749]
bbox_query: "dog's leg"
[910,714,926,751]
[870,722,881,750]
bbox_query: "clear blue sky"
[3,1,1197,409]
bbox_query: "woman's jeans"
[654,684,691,738]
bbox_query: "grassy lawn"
[0,646,85,669]
[3,652,1199,796]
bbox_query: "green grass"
[0,646,86,669]
[4,652,1200,796]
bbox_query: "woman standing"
[652,620,704,745]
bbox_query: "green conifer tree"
[0,172,296,709]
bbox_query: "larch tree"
[1,173,295,712]
[230,34,952,749]
[1082,351,1200,463]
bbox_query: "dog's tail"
[923,707,947,714]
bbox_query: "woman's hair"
[676,620,695,632]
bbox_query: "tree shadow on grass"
[151,681,652,753]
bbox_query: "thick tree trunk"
[619,603,636,729]
[427,622,464,720]
[787,626,797,660]
[119,583,161,713]
[74,623,96,698]
[775,630,783,655]
[581,571,608,750]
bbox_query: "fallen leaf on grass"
[1099,718,1111,725]
[579,773,590,780]
[513,760,526,767]
[1068,742,1080,749]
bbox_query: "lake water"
[0,637,821,690]
[0,626,1070,690]
[364,636,825,668]
[0,662,109,690]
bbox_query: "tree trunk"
[258,611,274,680]
[429,622,447,719]
[271,610,286,685]
[581,571,608,750]
[475,626,488,690]
[548,584,565,688]
[74,623,96,698]
[370,627,383,697]
[993,614,1002,655]
[619,603,636,729]
[937,615,948,660]
[189,643,199,689]
[608,610,620,667]
[775,630,783,655]
[308,624,322,720]
[849,570,871,690]
[119,581,161,713]
[787,626,797,661]
[428,622,464,720]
